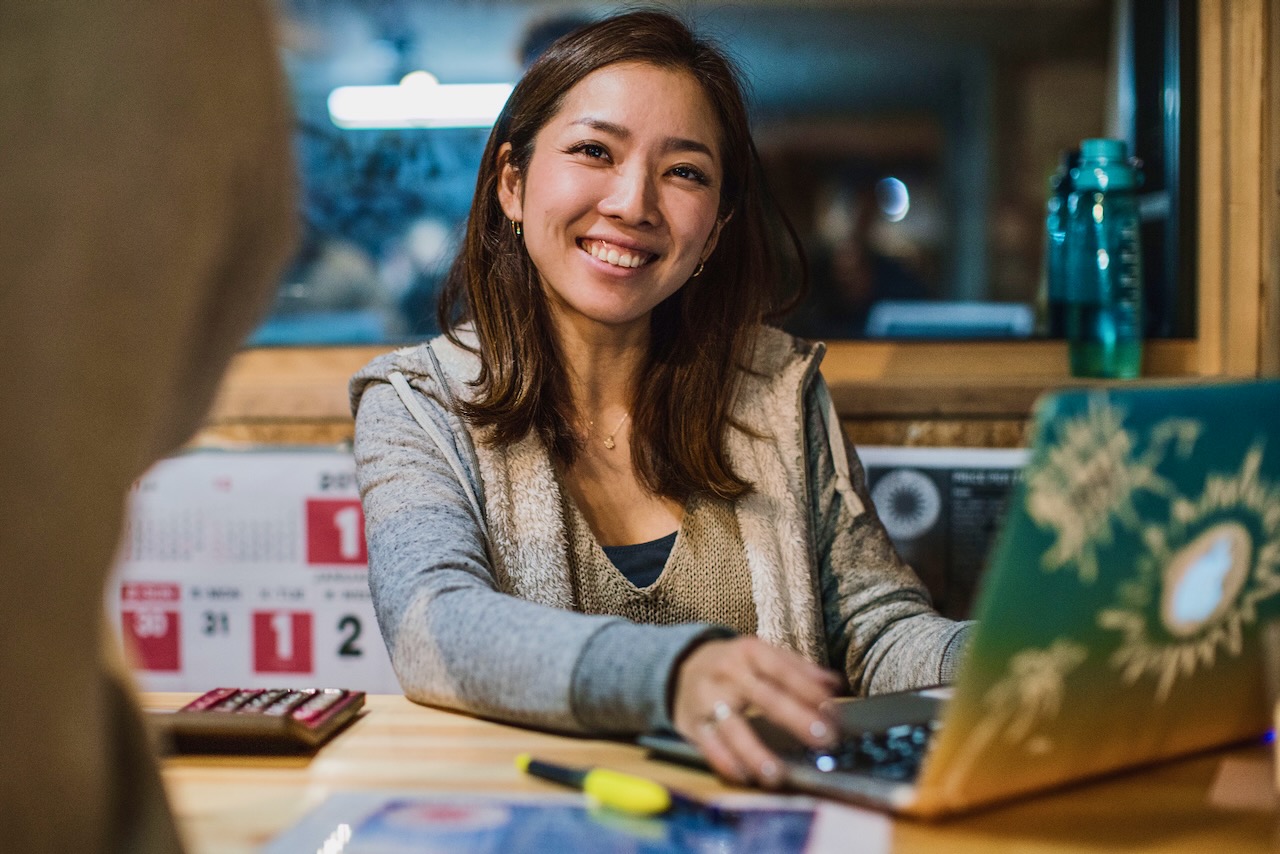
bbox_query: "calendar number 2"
[337,614,363,658]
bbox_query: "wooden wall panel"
[1198,0,1225,375]
[1198,0,1271,376]
[1225,0,1267,374]
[207,346,383,424]
[194,422,354,447]
[1267,0,1280,375]
[193,418,1037,450]
[843,419,1032,449]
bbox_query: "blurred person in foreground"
[0,1,296,850]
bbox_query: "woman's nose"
[598,166,661,227]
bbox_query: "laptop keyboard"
[806,720,939,781]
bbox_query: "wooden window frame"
[203,0,1276,442]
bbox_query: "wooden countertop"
[151,693,1279,853]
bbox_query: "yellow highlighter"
[515,753,674,816]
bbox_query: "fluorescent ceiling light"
[328,71,514,129]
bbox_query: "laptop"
[642,379,1280,818]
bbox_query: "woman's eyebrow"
[569,117,716,161]
[568,116,630,138]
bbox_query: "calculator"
[152,687,366,754]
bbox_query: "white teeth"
[584,240,649,269]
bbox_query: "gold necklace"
[588,412,630,450]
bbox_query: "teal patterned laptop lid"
[915,379,1280,817]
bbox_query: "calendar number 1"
[306,499,367,565]
[253,611,314,674]
[333,506,361,560]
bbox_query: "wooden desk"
[153,693,1279,853]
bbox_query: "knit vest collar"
[427,327,828,662]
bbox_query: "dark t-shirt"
[602,531,678,588]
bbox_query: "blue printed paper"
[264,791,878,854]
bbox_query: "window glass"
[260,0,1186,346]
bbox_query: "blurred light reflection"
[329,72,513,129]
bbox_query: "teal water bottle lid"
[1074,138,1138,192]
[1080,138,1127,162]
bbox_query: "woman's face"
[498,61,725,337]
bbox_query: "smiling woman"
[349,9,970,791]
[435,15,803,502]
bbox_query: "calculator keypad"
[169,687,364,752]
[181,688,344,718]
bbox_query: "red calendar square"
[122,609,181,672]
[253,610,314,673]
[306,499,367,565]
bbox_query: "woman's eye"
[569,143,608,160]
[671,165,710,185]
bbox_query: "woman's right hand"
[670,636,842,788]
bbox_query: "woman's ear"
[700,214,729,263]
[496,143,524,222]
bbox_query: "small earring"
[510,219,523,238]
[691,261,705,278]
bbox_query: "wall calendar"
[108,449,401,693]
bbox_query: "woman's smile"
[578,237,656,270]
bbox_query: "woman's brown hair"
[438,9,804,501]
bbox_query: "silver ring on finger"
[710,699,735,724]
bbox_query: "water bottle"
[1042,149,1079,338]
[1065,138,1144,379]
